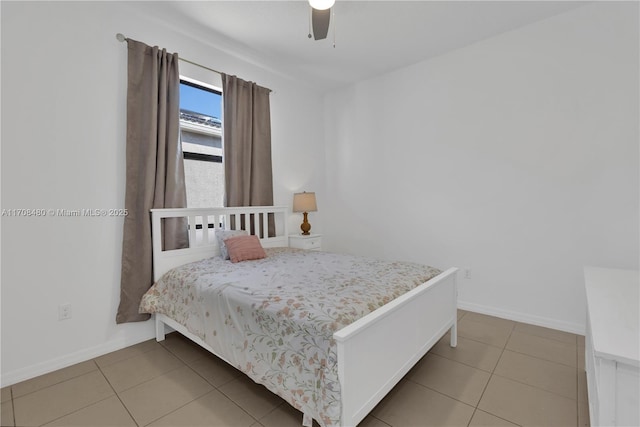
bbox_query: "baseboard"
[1,328,156,387]
[457,300,585,336]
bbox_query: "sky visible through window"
[180,82,222,120]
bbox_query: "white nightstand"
[289,234,322,251]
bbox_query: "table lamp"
[293,192,317,235]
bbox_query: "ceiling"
[134,1,587,92]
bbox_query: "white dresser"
[584,267,639,427]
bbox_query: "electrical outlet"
[464,268,471,279]
[58,303,72,321]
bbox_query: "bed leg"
[302,413,312,427]
[155,316,166,342]
[450,321,458,348]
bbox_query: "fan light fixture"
[309,0,335,11]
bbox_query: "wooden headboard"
[150,206,289,280]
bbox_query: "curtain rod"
[116,33,222,76]
[116,33,274,94]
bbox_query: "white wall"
[2,0,637,386]
[1,1,325,385]
[323,3,639,333]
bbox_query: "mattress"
[139,247,440,426]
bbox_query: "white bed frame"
[150,206,458,427]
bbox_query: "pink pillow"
[224,235,266,263]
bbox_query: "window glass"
[179,80,224,208]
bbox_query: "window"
[179,79,223,207]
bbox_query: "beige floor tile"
[100,346,184,392]
[578,370,588,403]
[514,322,577,345]
[478,375,576,427]
[148,389,256,427]
[506,331,577,367]
[12,360,98,398]
[188,353,242,387]
[13,370,114,427]
[118,365,213,426]
[457,309,468,320]
[372,380,474,426]
[468,409,519,426]
[431,333,503,372]
[218,375,285,420]
[258,403,321,427]
[408,354,491,406]
[463,312,516,329]
[578,396,590,426]
[434,330,459,348]
[95,339,161,368]
[357,415,391,427]
[160,333,215,363]
[1,400,14,427]
[577,335,586,348]
[261,410,388,427]
[43,395,136,426]
[578,346,585,371]
[458,317,514,348]
[1,387,11,403]
[494,350,577,399]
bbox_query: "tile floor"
[0,310,590,427]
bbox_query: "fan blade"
[311,8,330,40]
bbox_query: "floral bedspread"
[139,247,441,427]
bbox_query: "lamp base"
[300,212,311,235]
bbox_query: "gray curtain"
[116,39,188,324]
[222,74,275,237]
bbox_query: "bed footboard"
[334,267,458,427]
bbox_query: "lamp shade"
[309,0,335,10]
[293,192,318,213]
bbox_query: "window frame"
[179,77,223,164]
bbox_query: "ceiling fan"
[308,0,335,41]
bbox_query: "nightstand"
[289,234,322,251]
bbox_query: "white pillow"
[215,229,248,259]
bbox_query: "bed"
[140,206,458,427]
